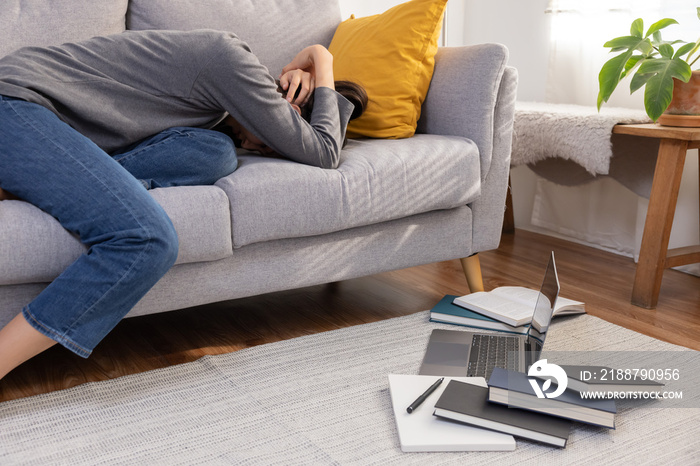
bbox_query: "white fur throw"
[512,102,650,175]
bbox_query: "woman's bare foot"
[0,313,57,381]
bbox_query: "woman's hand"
[281,45,334,90]
[279,69,315,106]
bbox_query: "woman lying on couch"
[0,29,366,382]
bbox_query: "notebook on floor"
[419,251,560,379]
[388,375,516,452]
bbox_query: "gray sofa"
[0,0,517,331]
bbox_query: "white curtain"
[531,0,700,275]
[546,0,698,106]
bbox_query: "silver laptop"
[419,251,560,379]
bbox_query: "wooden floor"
[1,229,699,402]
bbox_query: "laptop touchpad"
[421,342,470,366]
[418,336,472,376]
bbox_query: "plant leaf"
[621,55,644,79]
[598,52,635,109]
[630,18,644,38]
[685,38,700,64]
[659,43,674,59]
[630,71,654,93]
[637,57,692,120]
[652,36,685,48]
[603,36,654,58]
[644,75,674,121]
[604,36,649,50]
[674,42,695,59]
[637,57,692,82]
[645,18,679,38]
[655,40,685,48]
[598,36,655,109]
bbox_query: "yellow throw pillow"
[328,0,448,139]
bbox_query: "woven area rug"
[1,312,698,464]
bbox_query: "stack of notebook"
[390,371,617,451]
[487,368,616,428]
[431,368,617,448]
[429,293,585,334]
[433,377,574,448]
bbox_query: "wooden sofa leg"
[460,254,485,293]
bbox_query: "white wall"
[461,0,550,102]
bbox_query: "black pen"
[406,377,444,413]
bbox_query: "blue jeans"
[0,95,238,357]
[111,126,238,189]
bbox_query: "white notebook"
[388,374,516,452]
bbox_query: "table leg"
[632,138,689,309]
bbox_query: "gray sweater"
[0,29,353,169]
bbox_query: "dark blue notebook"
[429,295,528,334]
[487,367,616,428]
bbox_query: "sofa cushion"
[328,0,448,139]
[0,0,128,58]
[216,134,480,248]
[126,0,341,77]
[0,186,233,286]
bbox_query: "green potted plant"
[597,9,700,125]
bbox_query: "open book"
[452,286,585,327]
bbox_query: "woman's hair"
[277,80,368,123]
[334,81,369,120]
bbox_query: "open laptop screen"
[526,251,560,359]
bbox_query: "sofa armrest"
[417,43,511,180]
[418,44,518,253]
[470,65,518,251]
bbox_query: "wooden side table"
[612,123,700,309]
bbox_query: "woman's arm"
[196,38,353,169]
[281,45,335,90]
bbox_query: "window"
[546,0,698,106]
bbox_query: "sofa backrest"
[126,0,342,76]
[1,0,341,77]
[0,0,128,58]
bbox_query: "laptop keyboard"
[467,334,519,379]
